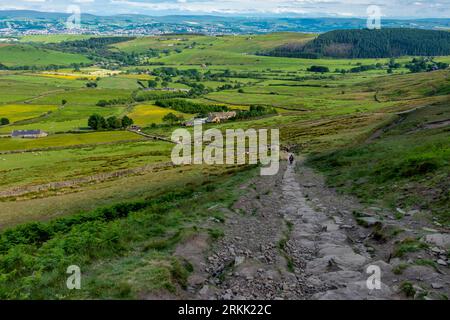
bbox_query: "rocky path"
[183,158,449,300]
[280,160,393,299]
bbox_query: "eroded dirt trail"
[183,159,448,300]
[280,160,393,299]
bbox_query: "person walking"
[289,153,294,165]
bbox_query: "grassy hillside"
[19,35,95,43]
[0,164,254,299]
[308,101,450,225]
[114,33,315,54]
[0,131,143,152]
[0,45,91,67]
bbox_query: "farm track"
[20,89,68,104]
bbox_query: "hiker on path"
[289,153,294,165]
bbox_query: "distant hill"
[1,10,450,35]
[267,28,450,58]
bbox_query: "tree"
[389,58,401,69]
[107,116,122,129]
[148,80,158,88]
[161,81,169,88]
[307,65,330,73]
[86,81,98,88]
[0,118,10,126]
[88,114,106,130]
[61,99,67,106]
[121,115,134,128]
[96,100,108,107]
[162,112,181,125]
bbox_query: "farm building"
[207,111,237,123]
[129,125,142,132]
[11,130,48,139]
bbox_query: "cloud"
[73,0,96,3]
[7,0,450,18]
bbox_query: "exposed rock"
[314,281,393,300]
[424,233,450,249]
[199,285,209,295]
[422,227,439,233]
[431,283,444,289]
[234,256,245,267]
[437,259,447,266]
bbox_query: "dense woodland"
[155,99,229,115]
[265,28,450,59]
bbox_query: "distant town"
[1,10,450,37]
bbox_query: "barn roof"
[11,130,46,136]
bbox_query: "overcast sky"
[1,0,450,18]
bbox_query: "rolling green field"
[0,104,58,123]
[114,33,314,54]
[0,139,173,190]
[28,88,132,106]
[128,104,192,126]
[0,131,143,152]
[0,104,128,134]
[19,35,96,43]
[0,45,91,67]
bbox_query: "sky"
[1,0,450,18]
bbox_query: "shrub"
[162,113,184,125]
[155,99,228,114]
[121,115,133,128]
[106,116,122,129]
[307,66,330,73]
[88,114,107,130]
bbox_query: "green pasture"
[0,139,173,190]
[0,104,58,123]
[0,131,143,152]
[19,35,95,43]
[128,104,192,126]
[0,44,90,67]
[0,105,127,133]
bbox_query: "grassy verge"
[0,164,256,299]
